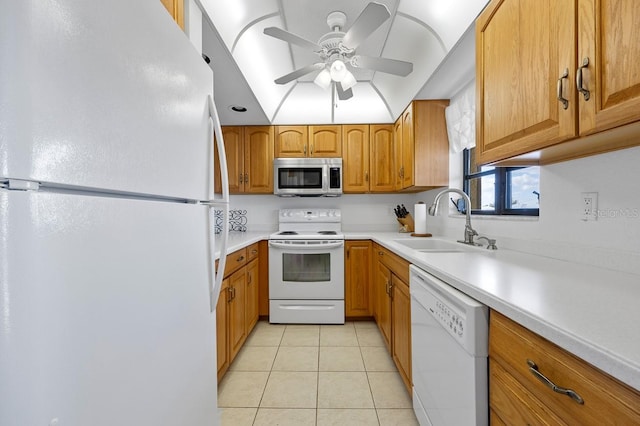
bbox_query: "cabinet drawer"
[375,244,409,284]
[221,247,247,277]
[490,358,566,425]
[246,242,259,262]
[490,311,640,424]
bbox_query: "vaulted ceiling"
[200,0,487,125]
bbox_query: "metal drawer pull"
[557,68,569,110]
[527,359,584,405]
[576,57,591,101]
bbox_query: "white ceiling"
[200,0,487,125]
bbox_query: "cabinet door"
[245,259,259,334]
[244,126,274,193]
[369,124,395,192]
[400,105,414,189]
[227,267,247,362]
[159,0,184,29]
[391,276,412,394]
[216,278,229,381]
[578,0,640,136]
[375,257,392,351]
[393,119,403,189]
[309,125,342,157]
[342,125,370,193]
[275,126,308,157]
[345,240,372,317]
[221,127,244,193]
[476,0,577,164]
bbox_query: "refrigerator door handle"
[206,95,230,311]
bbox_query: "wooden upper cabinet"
[244,126,274,194]
[274,126,308,157]
[476,0,640,165]
[308,125,342,157]
[394,100,449,191]
[578,0,640,136]
[342,125,370,193]
[275,125,341,158]
[215,126,273,194]
[370,125,395,192]
[159,0,184,29]
[476,0,577,165]
[400,105,415,189]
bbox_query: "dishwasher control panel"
[433,299,465,339]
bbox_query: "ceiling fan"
[264,2,413,100]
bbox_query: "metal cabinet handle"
[310,143,314,155]
[576,57,591,101]
[365,171,369,182]
[378,251,384,256]
[527,359,584,405]
[239,173,244,183]
[237,255,245,262]
[557,68,569,110]
[244,173,248,184]
[227,287,233,303]
[303,145,307,155]
[251,249,258,255]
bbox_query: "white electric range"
[268,209,345,324]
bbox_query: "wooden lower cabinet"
[490,310,640,424]
[391,275,412,393]
[345,240,372,317]
[216,245,261,381]
[373,242,412,394]
[216,277,229,381]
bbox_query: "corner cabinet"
[214,126,274,194]
[393,100,450,192]
[274,125,341,158]
[489,310,640,424]
[476,0,640,165]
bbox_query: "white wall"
[415,145,640,274]
[229,193,415,232]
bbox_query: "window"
[462,148,540,216]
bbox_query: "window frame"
[462,149,539,216]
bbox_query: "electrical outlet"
[581,192,598,221]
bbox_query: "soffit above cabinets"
[200,0,488,125]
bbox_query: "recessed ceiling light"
[229,105,247,112]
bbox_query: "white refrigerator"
[0,1,230,425]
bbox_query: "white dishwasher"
[410,265,489,426]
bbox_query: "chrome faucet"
[477,236,498,250]
[428,188,479,246]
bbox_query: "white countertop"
[215,231,640,391]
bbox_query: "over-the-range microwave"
[273,157,342,197]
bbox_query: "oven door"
[268,239,344,300]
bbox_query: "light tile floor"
[219,321,419,426]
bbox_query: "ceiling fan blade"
[351,55,413,77]
[274,63,325,85]
[342,2,391,50]
[264,27,321,51]
[336,82,353,100]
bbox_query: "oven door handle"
[269,240,345,250]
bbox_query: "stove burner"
[278,231,298,235]
[317,231,337,235]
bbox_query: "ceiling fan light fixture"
[340,70,357,90]
[330,60,348,82]
[314,68,332,90]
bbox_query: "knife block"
[397,214,414,233]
